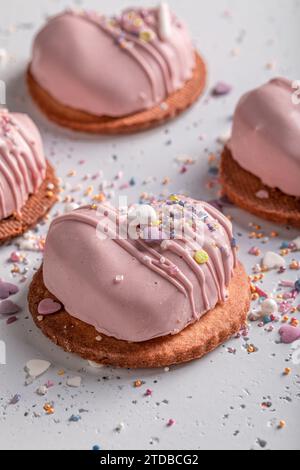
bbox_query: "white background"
[0,0,299,450]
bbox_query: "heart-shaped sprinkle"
[212,82,232,96]
[67,376,82,388]
[0,279,19,300]
[0,300,21,316]
[279,325,300,344]
[38,298,62,315]
[262,252,286,270]
[25,359,51,378]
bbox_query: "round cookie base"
[220,148,300,228]
[0,162,59,244]
[27,52,207,135]
[28,263,250,369]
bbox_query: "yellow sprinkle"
[251,293,259,301]
[284,368,291,376]
[139,30,153,42]
[84,186,94,196]
[194,250,209,265]
[278,420,286,429]
[57,369,65,376]
[151,220,160,227]
[169,195,179,202]
[92,193,106,202]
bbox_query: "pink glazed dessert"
[27,3,207,133]
[0,108,46,220]
[42,197,238,342]
[229,78,300,198]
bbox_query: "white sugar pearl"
[114,275,124,284]
[36,385,47,396]
[128,204,157,225]
[293,237,300,250]
[261,299,278,316]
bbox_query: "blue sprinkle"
[295,279,300,293]
[129,178,136,186]
[69,414,81,422]
[263,315,272,325]
[280,242,290,249]
[92,445,101,451]
[208,167,219,176]
[231,238,237,248]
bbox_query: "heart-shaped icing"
[279,325,300,344]
[230,78,300,197]
[262,252,286,270]
[0,300,21,316]
[0,110,46,220]
[38,298,62,315]
[0,279,19,300]
[25,359,51,378]
[30,7,195,118]
[43,196,237,342]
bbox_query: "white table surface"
[0,0,299,451]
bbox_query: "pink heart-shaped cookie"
[38,298,62,315]
[279,325,300,344]
[0,279,19,300]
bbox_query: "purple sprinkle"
[167,418,176,427]
[9,394,21,405]
[6,316,18,325]
[0,279,19,300]
[212,82,232,97]
[0,300,21,316]
[38,298,62,315]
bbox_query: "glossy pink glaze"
[43,197,237,342]
[0,109,46,220]
[230,78,300,197]
[30,7,196,117]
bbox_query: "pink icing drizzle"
[0,109,46,220]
